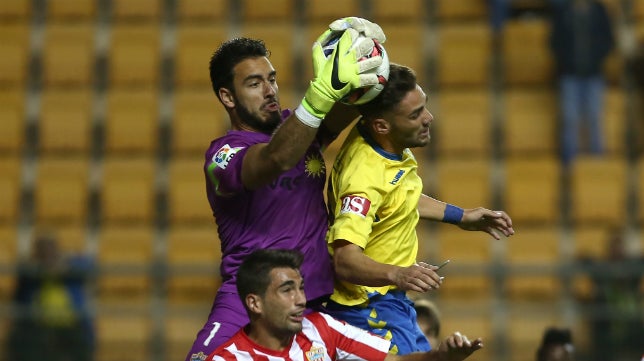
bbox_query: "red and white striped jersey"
[208,312,391,361]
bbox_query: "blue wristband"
[443,204,464,224]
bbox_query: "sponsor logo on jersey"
[306,346,326,361]
[389,169,405,185]
[340,195,371,217]
[213,144,245,170]
[189,352,208,361]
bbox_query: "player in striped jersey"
[207,249,482,361]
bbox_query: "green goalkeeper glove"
[329,17,386,44]
[295,28,384,127]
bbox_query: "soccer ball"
[321,31,389,105]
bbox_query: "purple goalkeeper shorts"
[184,291,247,361]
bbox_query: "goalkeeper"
[184,17,386,361]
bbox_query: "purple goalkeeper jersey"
[203,122,334,302]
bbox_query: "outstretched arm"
[385,332,483,361]
[417,194,515,240]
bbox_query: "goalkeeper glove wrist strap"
[295,103,323,128]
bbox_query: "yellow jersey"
[327,122,423,306]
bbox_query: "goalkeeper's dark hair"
[236,249,304,313]
[357,63,417,119]
[209,37,271,102]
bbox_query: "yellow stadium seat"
[34,156,90,226]
[504,155,561,225]
[240,0,295,21]
[506,305,562,361]
[239,23,297,88]
[378,22,426,84]
[100,157,156,225]
[97,224,154,300]
[39,88,93,155]
[435,0,488,21]
[95,312,151,361]
[431,157,492,209]
[437,22,491,87]
[171,88,229,156]
[570,156,627,225]
[433,223,494,299]
[174,23,228,89]
[0,24,30,87]
[165,313,210,361]
[502,19,554,86]
[635,0,644,20]
[104,88,158,156]
[504,226,562,300]
[433,88,491,157]
[42,22,95,87]
[111,0,161,22]
[177,0,229,21]
[603,87,626,156]
[634,158,644,224]
[603,49,623,86]
[569,224,617,299]
[46,0,97,20]
[166,224,220,303]
[0,88,25,154]
[167,158,214,225]
[0,0,31,21]
[370,0,425,21]
[304,0,360,21]
[502,87,558,156]
[0,156,21,224]
[108,23,160,88]
[0,224,18,299]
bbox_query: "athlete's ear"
[246,293,263,314]
[219,87,236,109]
[372,117,390,135]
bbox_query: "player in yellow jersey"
[325,63,515,355]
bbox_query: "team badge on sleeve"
[213,144,245,170]
[340,195,371,217]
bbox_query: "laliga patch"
[189,352,208,361]
[213,144,244,170]
[340,195,371,218]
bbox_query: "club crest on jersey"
[305,346,325,361]
[340,195,371,217]
[213,144,244,170]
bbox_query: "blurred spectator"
[4,233,96,361]
[548,0,615,166]
[536,327,575,361]
[413,298,441,348]
[577,228,644,361]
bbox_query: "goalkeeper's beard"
[236,98,282,135]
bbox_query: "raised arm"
[242,19,385,189]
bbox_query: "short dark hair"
[356,63,418,119]
[536,327,573,361]
[209,37,270,102]
[236,249,304,309]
